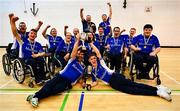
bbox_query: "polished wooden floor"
[0,48,180,111]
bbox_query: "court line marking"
[0,92,180,95]
[59,90,70,111]
[0,79,14,88]
[0,88,180,92]
[78,92,85,111]
[160,71,180,85]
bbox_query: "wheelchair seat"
[129,52,161,85]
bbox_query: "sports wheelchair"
[129,52,161,85]
[103,49,126,74]
[13,57,51,88]
[2,43,19,75]
[47,52,64,76]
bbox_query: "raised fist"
[80,8,84,12]
[38,21,43,25]
[64,25,68,29]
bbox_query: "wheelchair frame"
[129,52,161,85]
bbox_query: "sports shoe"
[156,85,171,94]
[26,94,34,102]
[30,97,39,107]
[157,89,172,102]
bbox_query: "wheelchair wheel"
[153,60,159,79]
[2,54,11,75]
[48,62,55,76]
[129,53,135,81]
[13,58,25,84]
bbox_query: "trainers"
[30,97,39,107]
[26,94,34,102]
[157,89,172,102]
[156,85,171,94]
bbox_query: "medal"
[144,35,150,48]
[29,40,36,54]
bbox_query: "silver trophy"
[80,32,87,50]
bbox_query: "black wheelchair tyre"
[2,54,11,75]
[13,58,25,84]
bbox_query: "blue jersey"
[99,17,111,36]
[71,35,76,43]
[56,40,74,54]
[106,36,125,55]
[59,58,85,84]
[21,40,44,59]
[18,30,29,42]
[46,34,63,49]
[95,34,106,49]
[84,41,100,53]
[91,58,114,83]
[131,34,160,54]
[12,31,29,50]
[122,34,135,51]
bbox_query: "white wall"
[0,0,180,46]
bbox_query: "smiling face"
[113,27,120,37]
[87,32,94,41]
[88,55,97,67]
[76,51,85,62]
[65,32,72,43]
[28,29,37,41]
[98,27,104,35]
[129,28,136,37]
[19,22,27,33]
[143,28,152,37]
[86,15,91,23]
[102,14,107,22]
[50,28,57,37]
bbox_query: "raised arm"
[89,43,102,59]
[107,2,112,19]
[9,14,22,44]
[80,8,85,21]
[120,29,126,35]
[64,25,68,36]
[71,33,80,59]
[42,25,51,39]
[34,21,43,32]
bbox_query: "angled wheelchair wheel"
[153,57,161,85]
[48,61,55,76]
[2,54,11,75]
[129,53,135,81]
[13,58,25,84]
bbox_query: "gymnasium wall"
[0,0,180,46]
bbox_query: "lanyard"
[66,42,70,52]
[29,40,36,54]
[128,36,133,44]
[52,36,57,45]
[143,35,151,48]
[99,34,104,44]
[113,37,119,46]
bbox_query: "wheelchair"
[129,52,161,85]
[103,49,110,68]
[103,49,126,74]
[2,43,18,75]
[47,52,64,77]
[12,57,51,88]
